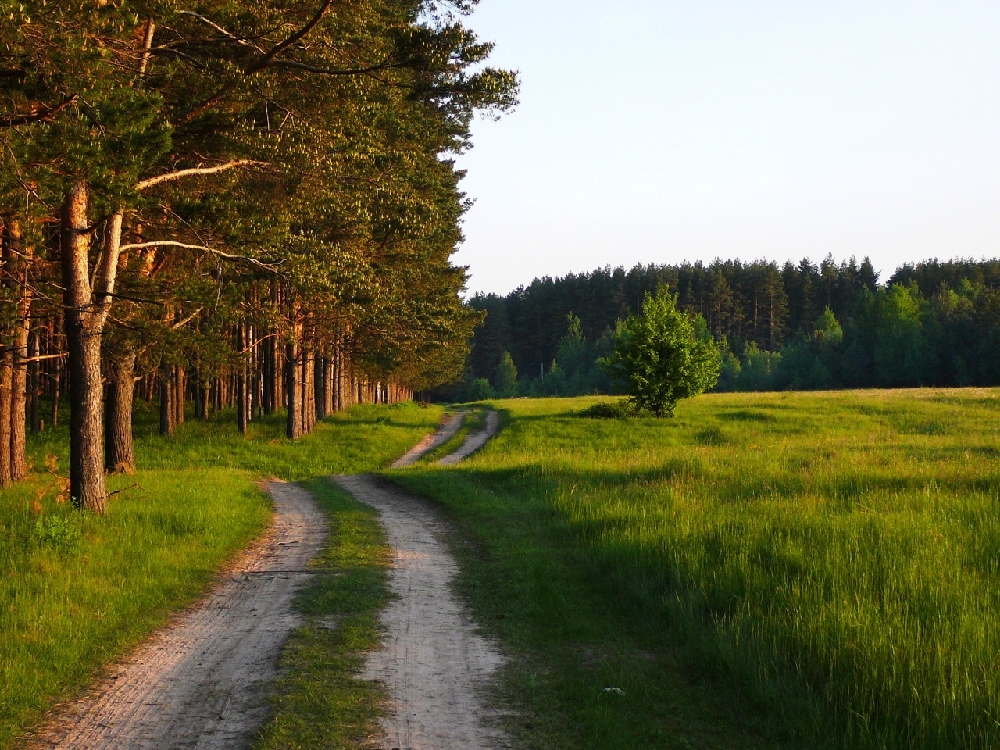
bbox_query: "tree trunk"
[263,334,275,415]
[4,218,31,480]
[286,324,301,439]
[200,375,209,419]
[50,321,61,426]
[105,353,137,473]
[174,366,185,426]
[9,306,28,483]
[159,360,174,436]
[62,183,114,513]
[10,328,28,482]
[29,330,40,434]
[237,324,249,435]
[303,345,315,433]
[315,353,327,420]
[0,350,11,488]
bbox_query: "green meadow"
[0,401,443,749]
[392,390,1000,749]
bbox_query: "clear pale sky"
[453,1,1000,296]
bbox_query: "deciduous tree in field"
[602,287,720,417]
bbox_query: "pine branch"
[134,160,266,191]
[246,0,336,74]
[0,95,77,129]
[117,240,279,271]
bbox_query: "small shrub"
[581,400,650,419]
[33,513,82,550]
[465,377,495,402]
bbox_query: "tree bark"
[29,330,40,434]
[62,183,119,513]
[286,321,302,439]
[105,353,137,473]
[0,350,12,488]
[159,359,174,435]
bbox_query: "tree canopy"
[0,0,518,510]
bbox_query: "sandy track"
[31,481,325,750]
[391,412,465,468]
[439,411,499,466]
[335,474,508,750]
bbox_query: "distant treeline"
[449,257,1000,399]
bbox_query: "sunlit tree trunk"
[286,310,302,439]
[159,359,174,436]
[0,350,11,488]
[62,183,122,513]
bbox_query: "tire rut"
[334,474,509,750]
[31,481,325,750]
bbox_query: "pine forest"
[0,0,517,511]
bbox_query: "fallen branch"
[107,483,144,498]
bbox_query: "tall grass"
[393,390,1000,749]
[0,401,443,748]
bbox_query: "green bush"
[465,377,496,402]
[580,400,649,419]
[601,287,720,416]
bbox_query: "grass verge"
[390,390,1000,750]
[1,401,442,748]
[253,477,392,749]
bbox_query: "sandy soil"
[30,480,325,750]
[334,474,509,750]
[438,411,499,466]
[391,412,465,468]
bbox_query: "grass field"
[391,390,1000,749]
[0,400,443,749]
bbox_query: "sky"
[452,0,1000,296]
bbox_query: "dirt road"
[438,410,499,466]
[32,481,325,750]
[391,411,465,468]
[335,474,508,750]
[32,412,503,750]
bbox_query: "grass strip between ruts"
[253,477,392,749]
